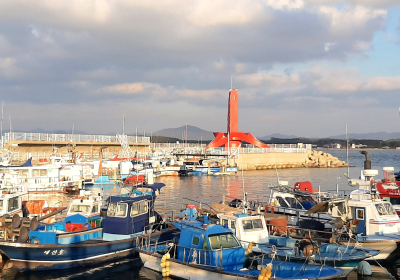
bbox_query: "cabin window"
[192,236,200,246]
[107,202,116,216]
[375,203,396,216]
[7,197,20,212]
[70,205,90,214]
[230,221,236,230]
[202,237,209,250]
[241,219,264,231]
[276,197,289,208]
[130,200,148,217]
[356,209,364,220]
[0,200,3,211]
[92,205,99,213]
[208,233,240,250]
[286,197,302,209]
[115,203,128,217]
[222,219,229,228]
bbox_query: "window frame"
[130,200,149,217]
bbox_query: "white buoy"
[357,260,372,276]
[146,170,154,185]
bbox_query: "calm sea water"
[11,149,400,280]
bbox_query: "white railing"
[1,132,150,144]
[206,144,312,155]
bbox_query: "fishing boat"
[66,190,103,220]
[0,164,83,194]
[0,184,26,218]
[250,181,334,233]
[217,211,379,276]
[0,182,165,271]
[307,180,400,261]
[181,159,221,175]
[136,217,344,279]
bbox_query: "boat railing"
[0,184,25,194]
[136,235,224,269]
[265,221,337,243]
[181,197,219,215]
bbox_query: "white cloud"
[264,0,305,10]
[363,77,400,91]
[0,57,23,77]
[102,82,160,95]
[318,5,386,38]
[283,96,332,103]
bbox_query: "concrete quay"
[235,150,348,170]
[1,132,347,170]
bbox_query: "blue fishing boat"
[136,217,344,279]
[266,236,379,270]
[0,182,165,271]
[216,207,379,276]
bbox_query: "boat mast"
[346,124,349,178]
[1,101,3,149]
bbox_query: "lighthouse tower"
[206,89,269,150]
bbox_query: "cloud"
[0,57,23,77]
[0,0,397,138]
[363,76,400,91]
[102,82,160,95]
[283,96,332,103]
[265,0,305,10]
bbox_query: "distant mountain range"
[11,127,400,141]
[327,132,400,141]
[155,125,215,141]
[260,132,400,141]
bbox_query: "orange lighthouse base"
[206,131,269,149]
[206,88,269,150]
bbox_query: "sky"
[0,0,400,138]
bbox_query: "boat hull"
[352,239,400,262]
[0,238,137,271]
[139,251,344,280]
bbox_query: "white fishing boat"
[306,170,400,262]
[66,190,103,220]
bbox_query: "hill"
[155,125,214,141]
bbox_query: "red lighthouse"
[206,89,269,150]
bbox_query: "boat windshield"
[70,204,90,214]
[208,233,241,250]
[241,218,264,231]
[375,202,396,216]
[285,197,303,209]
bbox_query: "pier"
[0,132,347,170]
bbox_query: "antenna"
[241,157,247,214]
[1,101,3,148]
[346,124,349,178]
[123,115,125,135]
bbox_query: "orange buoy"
[265,205,275,214]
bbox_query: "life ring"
[265,205,275,214]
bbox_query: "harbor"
[0,148,397,279]
[2,1,399,279]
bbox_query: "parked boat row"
[0,149,398,279]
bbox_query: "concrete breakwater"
[237,150,348,170]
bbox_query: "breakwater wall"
[237,150,348,170]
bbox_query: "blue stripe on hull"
[0,239,136,271]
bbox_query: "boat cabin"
[218,212,269,250]
[102,182,165,236]
[172,219,245,270]
[0,186,26,217]
[342,189,400,236]
[269,187,318,211]
[67,190,102,219]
